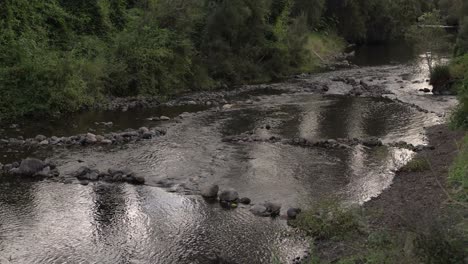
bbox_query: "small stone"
[218,189,239,202]
[138,127,150,134]
[287,208,302,219]
[239,197,251,205]
[201,184,219,198]
[160,116,171,121]
[35,135,47,142]
[39,140,49,145]
[80,180,89,186]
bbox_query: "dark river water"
[0,46,449,264]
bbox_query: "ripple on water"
[0,93,440,263]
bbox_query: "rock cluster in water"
[223,131,434,153]
[1,158,59,178]
[0,127,166,148]
[332,77,392,97]
[200,184,300,219]
[72,166,145,185]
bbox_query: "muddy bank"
[364,124,465,229]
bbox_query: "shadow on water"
[0,43,446,263]
[349,42,416,66]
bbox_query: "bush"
[289,200,363,240]
[430,65,451,85]
[448,134,468,202]
[400,158,430,172]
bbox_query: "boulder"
[201,184,219,198]
[264,202,281,216]
[250,204,270,217]
[18,158,46,177]
[73,166,92,179]
[287,208,302,219]
[138,127,150,134]
[34,166,51,178]
[85,133,97,144]
[218,189,239,202]
[142,131,154,139]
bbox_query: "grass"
[449,133,468,203]
[399,157,430,172]
[288,200,363,240]
[302,32,346,72]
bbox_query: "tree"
[406,11,452,73]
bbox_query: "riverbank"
[305,124,467,263]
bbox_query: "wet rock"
[35,135,47,142]
[201,184,219,198]
[287,208,302,219]
[101,139,112,145]
[138,127,149,134]
[73,166,92,179]
[34,166,51,178]
[85,133,97,144]
[419,88,431,93]
[18,158,46,177]
[265,124,271,130]
[250,204,270,217]
[239,197,251,205]
[80,180,89,186]
[218,189,239,202]
[39,140,49,145]
[264,202,282,216]
[3,164,13,172]
[142,131,155,139]
[362,137,383,147]
[160,116,171,121]
[133,175,146,185]
[95,135,104,142]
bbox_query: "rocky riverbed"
[0,58,459,263]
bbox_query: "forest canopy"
[0,0,459,119]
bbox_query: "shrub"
[448,134,468,202]
[399,158,430,172]
[289,200,362,240]
[430,65,451,86]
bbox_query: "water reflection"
[0,93,441,263]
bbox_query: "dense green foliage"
[0,0,344,119]
[449,134,468,202]
[0,0,452,119]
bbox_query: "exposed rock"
[138,127,149,134]
[218,189,239,202]
[239,197,251,205]
[35,166,51,178]
[264,202,282,216]
[362,137,383,147]
[142,131,155,139]
[73,166,92,179]
[287,208,302,219]
[18,158,46,177]
[201,184,219,198]
[85,133,97,144]
[160,116,171,121]
[39,140,49,145]
[250,204,270,217]
[35,135,47,142]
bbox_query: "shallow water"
[0,45,452,264]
